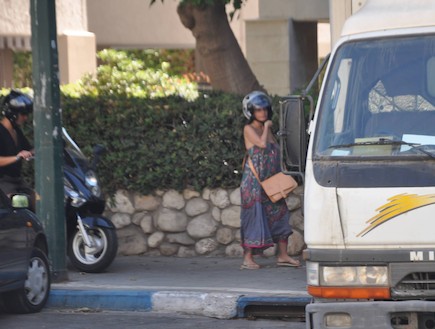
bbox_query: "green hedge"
[20,91,283,196]
[61,91,249,195]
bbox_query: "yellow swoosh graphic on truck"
[357,193,435,237]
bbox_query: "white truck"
[280,1,435,328]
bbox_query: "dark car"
[0,191,51,313]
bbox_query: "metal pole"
[30,0,67,282]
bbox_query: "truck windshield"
[314,34,435,158]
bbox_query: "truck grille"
[392,272,435,298]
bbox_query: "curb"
[48,290,154,311]
[237,296,311,319]
[47,289,310,319]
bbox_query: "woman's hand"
[244,120,273,149]
[17,150,33,161]
[264,120,273,130]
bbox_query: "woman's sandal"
[276,259,300,267]
[240,263,261,270]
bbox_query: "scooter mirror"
[91,144,107,170]
[93,144,106,156]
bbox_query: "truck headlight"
[322,266,388,286]
[307,262,388,286]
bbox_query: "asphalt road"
[0,309,306,329]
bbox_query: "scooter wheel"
[68,226,118,273]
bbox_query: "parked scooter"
[63,128,118,273]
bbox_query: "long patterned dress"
[240,142,292,253]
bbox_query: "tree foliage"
[61,49,199,101]
[13,52,33,88]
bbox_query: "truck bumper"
[306,300,435,329]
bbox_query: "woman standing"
[240,91,300,269]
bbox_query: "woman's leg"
[242,248,260,269]
[276,241,300,266]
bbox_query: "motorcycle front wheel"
[68,226,118,273]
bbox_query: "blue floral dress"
[240,143,292,253]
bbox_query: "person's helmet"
[2,90,33,124]
[242,91,272,122]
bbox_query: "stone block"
[108,190,135,214]
[216,227,234,245]
[287,230,305,256]
[225,243,243,257]
[202,188,211,200]
[212,207,221,222]
[187,213,218,239]
[166,232,195,246]
[116,225,147,255]
[221,206,241,228]
[286,194,302,211]
[177,246,197,257]
[139,214,154,234]
[183,189,200,200]
[157,208,188,232]
[195,238,218,255]
[134,193,160,211]
[162,189,185,210]
[185,198,209,217]
[229,188,241,206]
[148,231,165,248]
[110,213,131,229]
[132,211,147,225]
[210,188,230,209]
[159,242,179,256]
[290,209,304,231]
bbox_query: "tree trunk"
[177,2,264,95]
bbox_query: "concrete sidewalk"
[48,255,310,319]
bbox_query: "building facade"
[0,0,366,95]
[0,0,96,86]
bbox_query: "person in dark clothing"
[0,90,35,209]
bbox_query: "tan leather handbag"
[247,157,297,203]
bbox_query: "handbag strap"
[247,157,262,183]
[241,152,248,170]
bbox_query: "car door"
[0,192,29,287]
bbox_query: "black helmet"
[242,91,272,122]
[2,90,33,124]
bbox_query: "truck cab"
[281,1,435,328]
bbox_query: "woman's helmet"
[2,90,33,125]
[242,91,272,122]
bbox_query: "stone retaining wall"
[106,186,305,258]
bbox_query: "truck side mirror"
[279,95,310,176]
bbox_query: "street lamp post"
[30,0,67,282]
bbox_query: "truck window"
[314,35,435,158]
[427,56,435,97]
[332,59,352,133]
